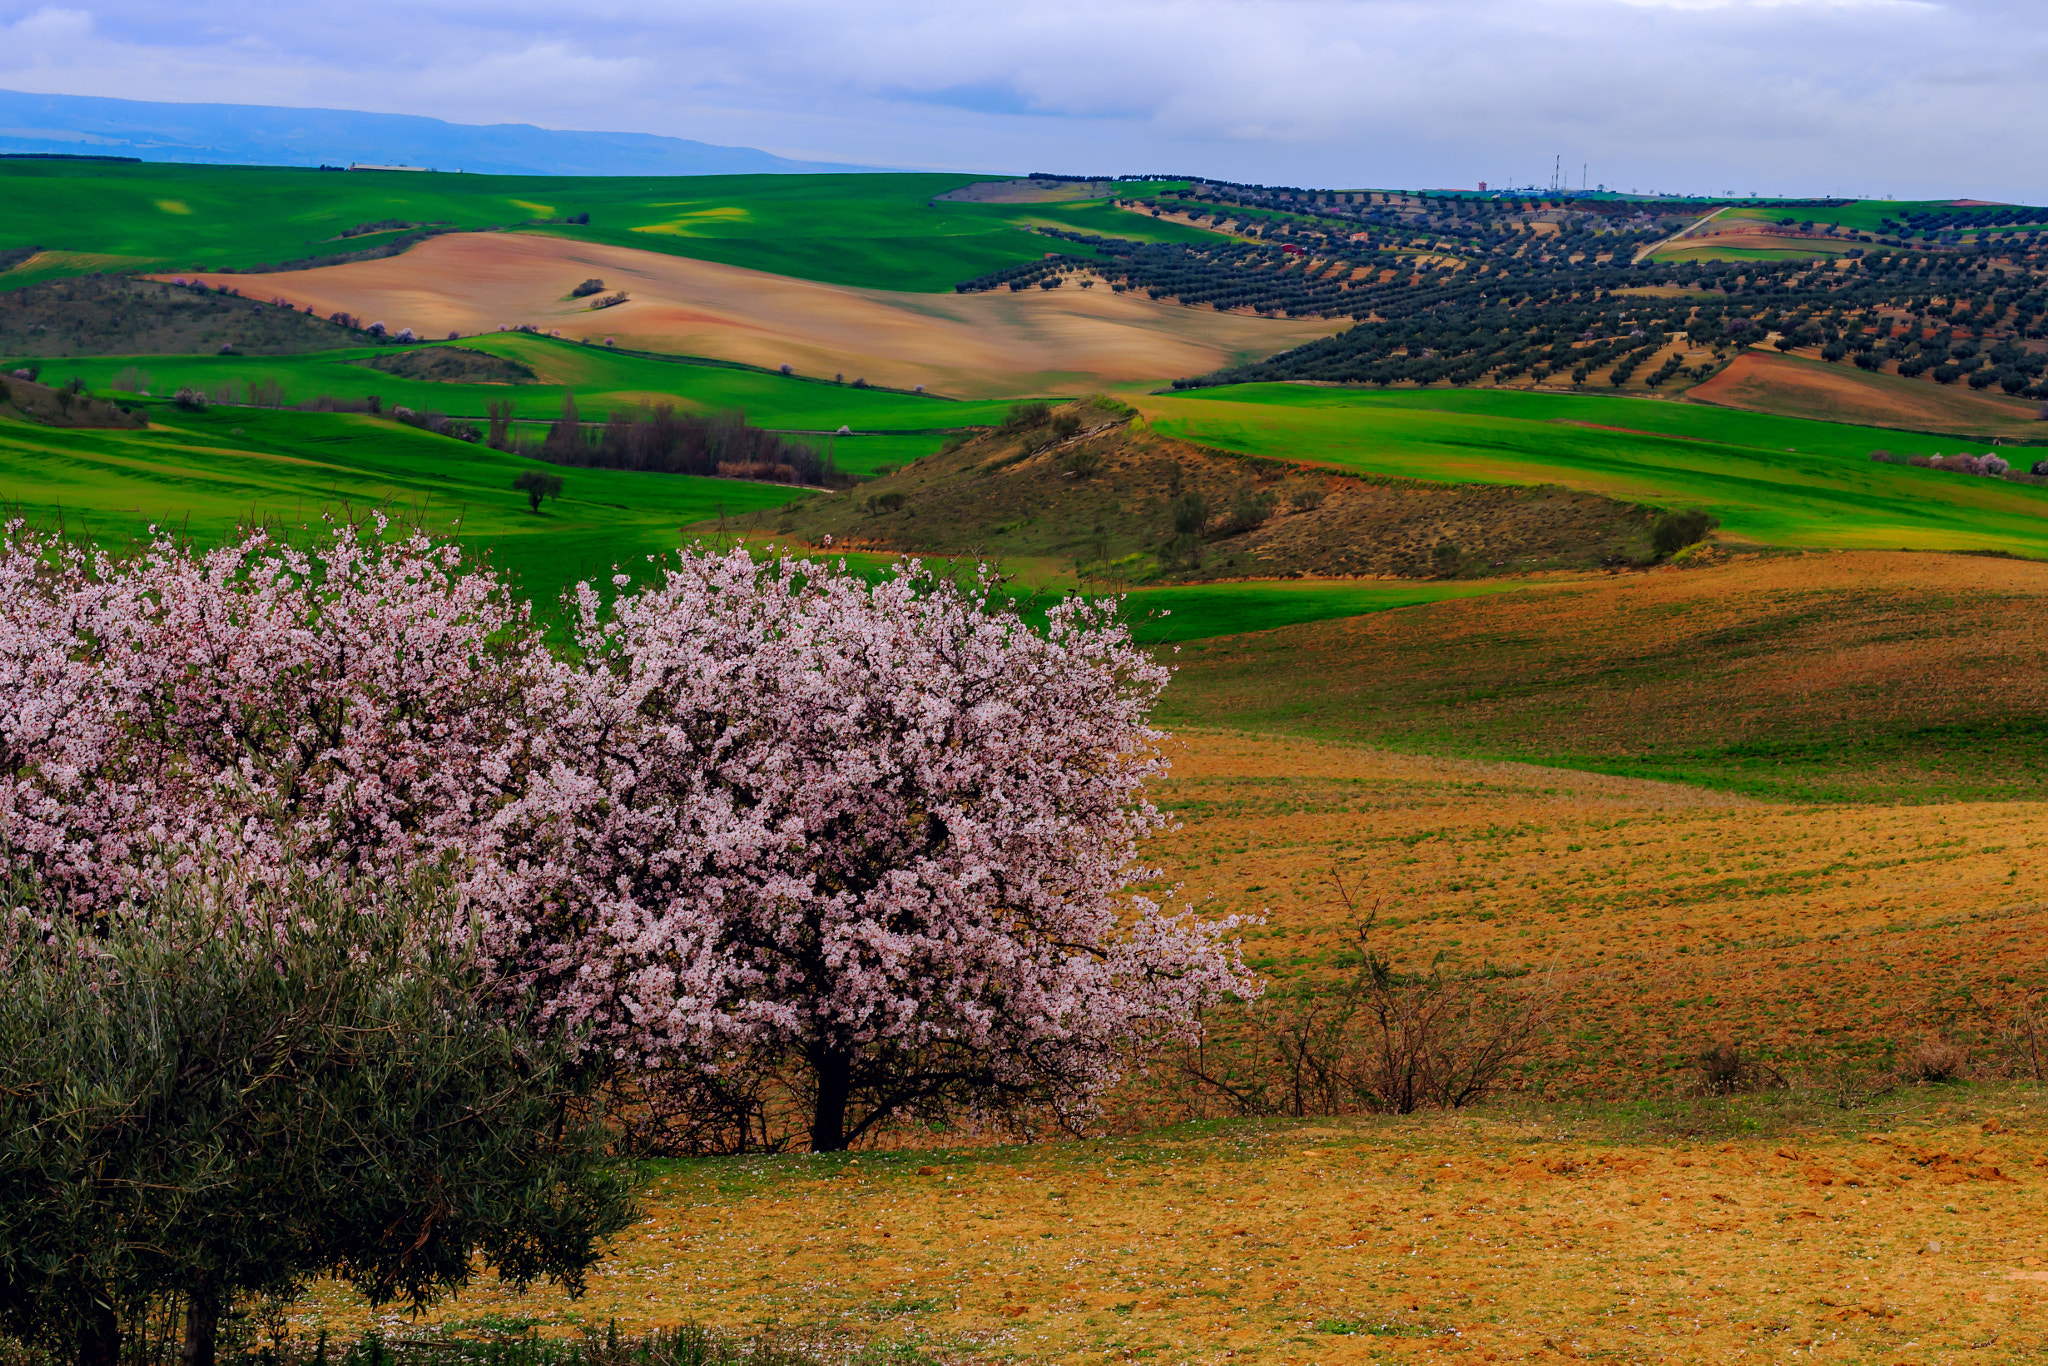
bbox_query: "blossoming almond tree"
[0,519,536,911]
[477,549,1254,1150]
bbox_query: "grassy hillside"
[0,164,1212,293]
[1141,385,2048,556]
[0,403,804,610]
[16,334,1020,446]
[1160,549,2048,803]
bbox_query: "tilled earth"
[291,734,2048,1361]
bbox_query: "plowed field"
[284,731,2048,1361]
[172,233,1342,398]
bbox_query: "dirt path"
[1638,205,1726,262]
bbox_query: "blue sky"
[0,0,2042,198]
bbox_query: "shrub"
[1176,888,1554,1118]
[1213,488,1275,538]
[1062,447,1103,478]
[1691,1042,1785,1096]
[1901,1037,1968,1083]
[171,386,206,411]
[1651,508,1718,557]
[1171,490,1210,538]
[0,870,634,1366]
[570,278,607,298]
[999,401,1052,435]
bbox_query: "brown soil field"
[1691,353,2048,440]
[283,730,2048,1361]
[1140,734,2048,1094]
[288,1099,2048,1363]
[934,179,1122,204]
[170,234,1342,398]
[1159,549,2048,803]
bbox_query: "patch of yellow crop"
[509,199,557,216]
[153,199,192,215]
[632,206,753,237]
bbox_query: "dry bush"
[1998,997,2046,1080]
[1690,1042,1787,1097]
[1900,1037,1970,1084]
[1170,878,1557,1118]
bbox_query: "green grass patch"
[0,404,805,614]
[1111,579,1532,643]
[1144,384,2048,556]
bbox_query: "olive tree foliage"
[0,523,1252,1154]
[0,869,636,1366]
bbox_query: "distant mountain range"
[0,89,877,176]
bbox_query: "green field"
[0,399,1542,646]
[0,164,1212,294]
[1143,385,2048,556]
[0,404,806,612]
[1109,578,1533,643]
[1719,200,2039,235]
[16,334,1024,448]
[1652,242,1852,263]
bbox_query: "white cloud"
[0,0,2041,197]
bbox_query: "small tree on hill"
[514,468,564,512]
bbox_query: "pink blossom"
[0,527,1252,1147]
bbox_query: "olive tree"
[0,869,635,1366]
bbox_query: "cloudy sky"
[0,0,2042,198]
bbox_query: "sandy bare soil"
[1691,352,2046,439]
[175,233,1342,398]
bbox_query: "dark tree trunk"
[810,1048,853,1152]
[76,1296,121,1366]
[181,1283,223,1366]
